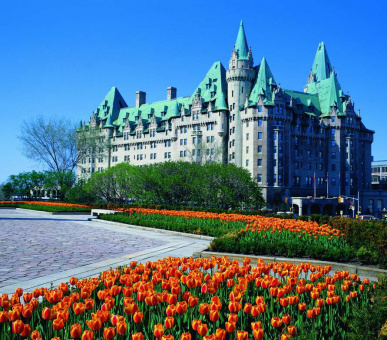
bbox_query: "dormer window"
[211,91,215,98]
[213,78,217,82]
[148,114,152,119]
[331,116,335,122]
[135,116,139,121]
[206,83,211,89]
[161,112,166,117]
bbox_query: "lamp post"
[382,207,386,220]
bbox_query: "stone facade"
[77,21,374,206]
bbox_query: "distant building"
[77,21,374,208]
[371,160,387,189]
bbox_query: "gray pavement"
[0,209,211,294]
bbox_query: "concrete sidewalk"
[0,208,210,295]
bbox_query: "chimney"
[167,87,177,100]
[136,91,146,107]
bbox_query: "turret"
[226,21,256,167]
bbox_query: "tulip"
[251,305,260,317]
[31,330,40,340]
[0,311,9,323]
[133,311,143,323]
[199,303,210,315]
[236,330,249,340]
[253,329,264,340]
[176,301,187,314]
[20,324,31,337]
[197,323,208,336]
[225,322,236,333]
[42,307,51,320]
[87,318,102,331]
[53,318,65,331]
[117,321,127,335]
[298,303,307,311]
[280,297,289,307]
[313,307,321,316]
[288,325,297,336]
[12,320,24,334]
[165,316,175,329]
[210,310,220,322]
[228,313,238,323]
[73,302,86,315]
[103,327,115,340]
[71,324,82,338]
[244,303,252,313]
[192,319,202,331]
[132,332,144,340]
[23,293,32,303]
[282,314,291,325]
[270,317,282,328]
[307,309,315,318]
[181,332,192,340]
[85,299,95,310]
[188,296,199,307]
[82,330,94,340]
[154,323,164,338]
[161,336,174,340]
[124,303,139,315]
[69,277,78,285]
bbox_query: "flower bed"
[0,256,378,339]
[0,201,91,213]
[101,209,356,264]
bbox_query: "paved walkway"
[0,209,211,294]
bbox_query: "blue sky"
[0,0,386,183]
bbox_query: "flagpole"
[327,172,329,198]
[314,171,316,198]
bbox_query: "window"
[258,132,262,139]
[331,164,336,171]
[331,152,336,159]
[257,159,262,166]
[164,152,168,159]
[307,150,311,157]
[193,137,196,144]
[246,133,249,140]
[331,177,336,186]
[207,136,210,143]
[257,174,262,183]
[295,137,298,145]
[331,128,335,136]
[246,146,249,153]
[258,105,262,112]
[331,116,335,122]
[279,132,283,140]
[258,145,262,153]
[331,140,336,147]
[258,119,263,126]
[180,151,183,157]
[246,160,249,166]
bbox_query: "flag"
[325,172,329,182]
[312,172,316,183]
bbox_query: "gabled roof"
[309,42,332,83]
[284,89,321,115]
[95,87,128,123]
[107,61,228,130]
[248,57,276,106]
[234,20,249,60]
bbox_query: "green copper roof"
[248,57,276,106]
[234,20,249,60]
[95,87,128,123]
[306,71,344,117]
[108,61,227,131]
[309,42,332,83]
[214,90,228,111]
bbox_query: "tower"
[226,21,255,167]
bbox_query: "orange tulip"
[116,321,127,335]
[132,332,144,340]
[228,313,238,323]
[85,299,95,310]
[225,322,236,333]
[253,329,264,340]
[53,318,65,331]
[192,319,202,331]
[87,317,102,331]
[282,314,291,325]
[236,330,249,340]
[307,309,315,318]
[31,330,40,340]
[0,311,9,323]
[42,307,51,320]
[70,324,82,338]
[20,324,31,337]
[82,330,94,340]
[288,325,297,336]
[154,323,164,338]
[188,296,199,307]
[124,303,138,315]
[133,311,143,324]
[103,327,115,340]
[12,320,24,334]
[73,302,86,315]
[181,332,192,340]
[165,316,175,329]
[161,336,174,340]
[197,323,208,336]
[270,317,282,328]
[176,301,187,314]
[298,302,306,311]
[23,293,32,303]
[210,310,220,322]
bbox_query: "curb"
[91,218,215,241]
[193,250,387,278]
[14,208,91,215]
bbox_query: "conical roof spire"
[248,57,276,105]
[310,42,332,83]
[215,90,228,111]
[234,20,249,60]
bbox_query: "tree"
[18,116,78,173]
